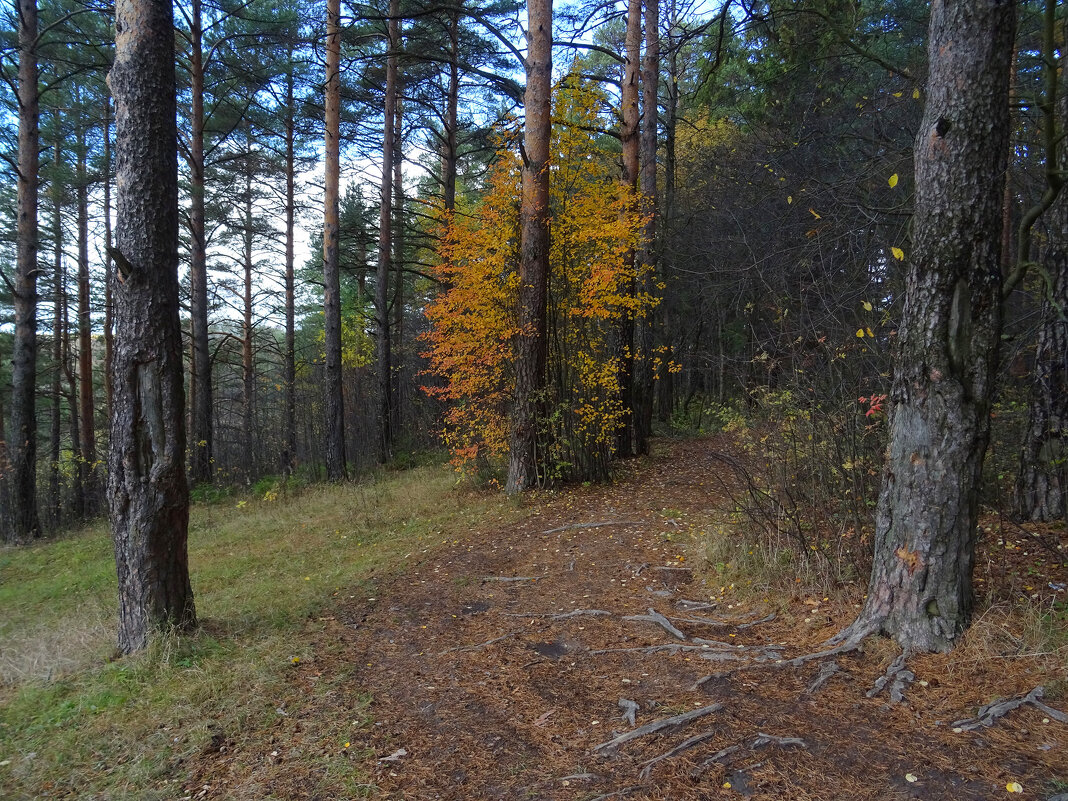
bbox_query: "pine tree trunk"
[441,10,459,214]
[11,0,42,540]
[242,169,255,479]
[376,0,399,464]
[283,61,297,478]
[506,0,552,493]
[1014,202,1068,521]
[107,0,196,654]
[50,157,64,528]
[634,0,659,455]
[188,0,213,485]
[322,0,347,480]
[392,98,404,438]
[77,115,97,514]
[104,97,115,423]
[841,0,1014,653]
[615,0,641,459]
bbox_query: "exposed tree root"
[695,733,807,773]
[480,575,546,582]
[804,660,842,695]
[951,686,1068,731]
[592,703,724,754]
[504,609,612,620]
[638,729,718,779]
[439,631,517,654]
[671,612,776,630]
[588,786,642,801]
[618,698,640,726]
[675,599,717,612]
[623,608,689,640]
[692,639,864,688]
[866,652,914,703]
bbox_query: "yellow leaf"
[1006,782,1024,793]
[888,173,899,189]
[856,328,865,338]
[913,88,920,99]
[866,327,875,338]
[891,247,905,261]
[893,91,902,98]
[862,301,872,311]
[787,195,793,204]
[809,208,821,219]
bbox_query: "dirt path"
[193,437,1068,800]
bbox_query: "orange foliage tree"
[423,75,656,481]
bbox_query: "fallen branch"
[638,729,718,779]
[542,520,645,535]
[623,608,689,640]
[951,686,1068,731]
[592,703,724,753]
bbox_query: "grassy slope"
[0,465,514,800]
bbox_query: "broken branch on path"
[951,686,1068,731]
[542,520,645,534]
[592,703,724,753]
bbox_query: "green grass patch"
[0,464,514,800]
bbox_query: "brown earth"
[187,436,1068,801]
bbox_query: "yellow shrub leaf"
[891,247,905,261]
[888,173,899,188]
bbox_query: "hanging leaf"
[787,195,793,204]
[913,88,920,99]
[809,208,821,219]
[862,301,873,311]
[888,173,899,189]
[856,329,865,338]
[891,247,905,261]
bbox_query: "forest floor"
[183,436,1068,801]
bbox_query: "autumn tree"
[107,0,196,652]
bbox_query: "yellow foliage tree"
[423,75,655,480]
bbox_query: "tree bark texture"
[634,0,659,455]
[323,0,347,480]
[1014,196,1068,521]
[77,113,97,514]
[188,0,213,485]
[505,0,552,493]
[392,97,405,438]
[376,0,400,464]
[107,0,196,653]
[844,0,1014,653]
[50,152,64,527]
[11,0,42,540]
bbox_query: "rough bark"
[505,0,552,493]
[11,0,42,540]
[391,96,404,438]
[50,145,64,527]
[1014,204,1068,521]
[107,0,196,653]
[188,0,213,485]
[840,0,1014,653]
[242,167,255,478]
[615,0,641,459]
[441,9,459,214]
[376,0,400,464]
[634,0,659,455]
[104,96,115,421]
[322,0,347,480]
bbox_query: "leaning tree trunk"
[505,0,552,493]
[1014,211,1068,521]
[107,0,196,654]
[322,0,347,480]
[11,0,42,540]
[839,0,1014,653]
